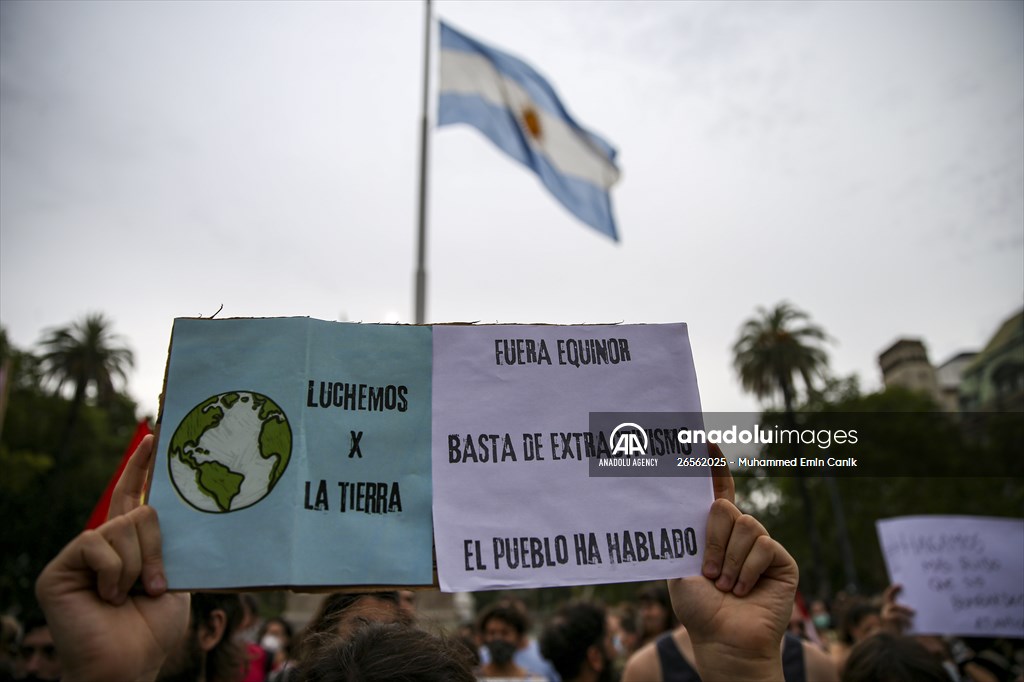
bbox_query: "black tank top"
[654,631,807,682]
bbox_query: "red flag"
[793,590,822,645]
[85,419,152,529]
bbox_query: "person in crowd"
[952,638,1019,682]
[257,617,296,682]
[539,601,616,682]
[878,584,1016,682]
[809,598,840,652]
[291,591,408,666]
[1,614,21,681]
[878,584,914,635]
[841,632,950,682]
[398,590,418,624]
[482,598,560,681]
[635,583,679,649]
[299,622,476,682]
[606,602,641,675]
[623,594,837,681]
[12,612,59,682]
[842,600,882,642]
[810,599,832,632]
[94,431,245,682]
[788,602,810,641]
[35,439,809,682]
[830,597,881,670]
[274,592,409,682]
[238,593,269,682]
[621,448,837,682]
[452,621,482,671]
[477,601,546,680]
[33,502,243,682]
[161,593,245,682]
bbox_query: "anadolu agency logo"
[610,422,649,456]
[591,415,693,476]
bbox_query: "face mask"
[812,614,831,630]
[612,634,626,656]
[261,634,282,653]
[486,639,517,666]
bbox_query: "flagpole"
[414,0,432,324]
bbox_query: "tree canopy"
[1,318,140,614]
[733,301,830,412]
[734,301,835,598]
[37,313,135,462]
[39,312,134,406]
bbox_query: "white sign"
[431,324,713,592]
[876,515,1024,638]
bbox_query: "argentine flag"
[438,21,621,241]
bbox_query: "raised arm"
[36,505,189,682]
[107,433,156,520]
[667,444,798,682]
[880,583,915,635]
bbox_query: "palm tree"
[733,302,830,414]
[38,313,134,461]
[733,302,833,598]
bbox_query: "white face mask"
[260,634,282,653]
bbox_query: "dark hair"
[636,583,671,607]
[612,603,640,636]
[478,601,529,637]
[636,583,679,632]
[190,592,244,682]
[837,599,880,645]
[294,591,402,661]
[1,614,20,655]
[539,601,607,680]
[314,592,400,630]
[299,622,476,682]
[842,633,949,682]
[240,593,260,618]
[18,608,47,639]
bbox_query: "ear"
[197,608,228,652]
[586,643,604,672]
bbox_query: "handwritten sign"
[876,515,1024,637]
[431,324,712,591]
[149,318,435,590]
[149,319,712,591]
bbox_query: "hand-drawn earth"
[168,391,291,513]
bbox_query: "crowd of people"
[3,437,1021,681]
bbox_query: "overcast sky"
[1,0,1021,418]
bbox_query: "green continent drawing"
[168,391,292,513]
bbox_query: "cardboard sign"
[149,318,434,589]
[432,324,712,591]
[877,515,1024,637]
[149,319,712,591]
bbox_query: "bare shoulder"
[802,640,839,682]
[622,640,662,682]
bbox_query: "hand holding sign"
[107,434,156,521]
[876,515,1024,638]
[668,444,798,682]
[151,320,710,590]
[880,583,916,635]
[36,505,188,682]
